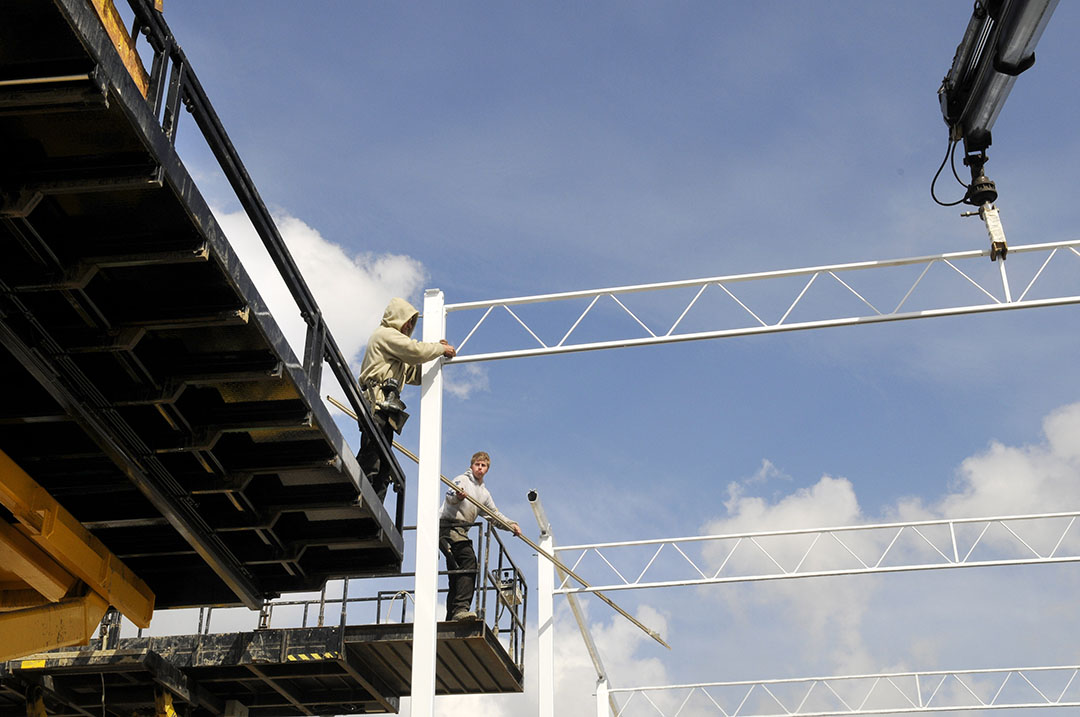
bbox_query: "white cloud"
[444,364,491,399]
[215,208,493,411]
[686,401,1080,686]
[935,401,1080,518]
[213,208,426,368]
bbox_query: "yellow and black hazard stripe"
[286,651,340,662]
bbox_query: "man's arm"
[446,476,467,504]
[485,494,521,536]
[383,332,456,385]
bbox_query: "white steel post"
[596,678,610,717]
[538,528,555,717]
[410,288,446,717]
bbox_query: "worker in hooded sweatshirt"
[356,297,455,500]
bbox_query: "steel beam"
[411,288,447,717]
[445,240,1080,363]
[0,450,154,627]
[554,510,1080,594]
[0,519,77,603]
[0,306,263,610]
[0,591,109,662]
[609,665,1080,716]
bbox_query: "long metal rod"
[326,395,668,649]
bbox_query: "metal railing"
[112,0,406,525]
[185,522,528,669]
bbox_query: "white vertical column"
[538,531,555,717]
[596,678,610,717]
[410,288,445,717]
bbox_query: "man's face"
[471,460,489,480]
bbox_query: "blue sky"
[141,3,1080,715]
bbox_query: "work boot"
[451,610,477,621]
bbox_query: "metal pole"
[596,678,610,717]
[534,497,555,717]
[530,491,619,716]
[410,288,446,717]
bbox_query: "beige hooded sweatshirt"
[358,298,446,426]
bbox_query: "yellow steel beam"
[88,0,150,97]
[0,591,109,663]
[155,690,179,717]
[0,450,155,628]
[0,518,77,603]
[0,590,51,611]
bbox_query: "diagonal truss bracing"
[607,665,1080,717]
[445,240,1080,362]
[552,511,1080,595]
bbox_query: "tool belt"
[362,378,410,433]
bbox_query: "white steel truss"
[416,243,1080,717]
[553,511,1080,595]
[605,665,1080,716]
[445,240,1080,362]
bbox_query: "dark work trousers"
[356,409,393,500]
[440,532,478,620]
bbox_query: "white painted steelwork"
[444,240,1080,362]
[605,665,1080,716]
[531,491,618,717]
[410,289,446,717]
[552,511,1080,595]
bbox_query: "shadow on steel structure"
[0,0,408,618]
[0,522,527,716]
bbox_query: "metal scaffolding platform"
[0,621,523,717]
[0,0,408,624]
[0,522,528,717]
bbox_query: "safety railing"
[176,522,528,670]
[108,0,406,524]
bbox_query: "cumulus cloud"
[933,401,1080,518]
[213,208,426,367]
[705,474,878,674]
[689,400,1080,683]
[444,364,491,399]
[215,208,495,409]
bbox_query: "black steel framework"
[0,0,407,609]
[0,523,527,716]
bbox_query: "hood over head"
[381,297,419,336]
